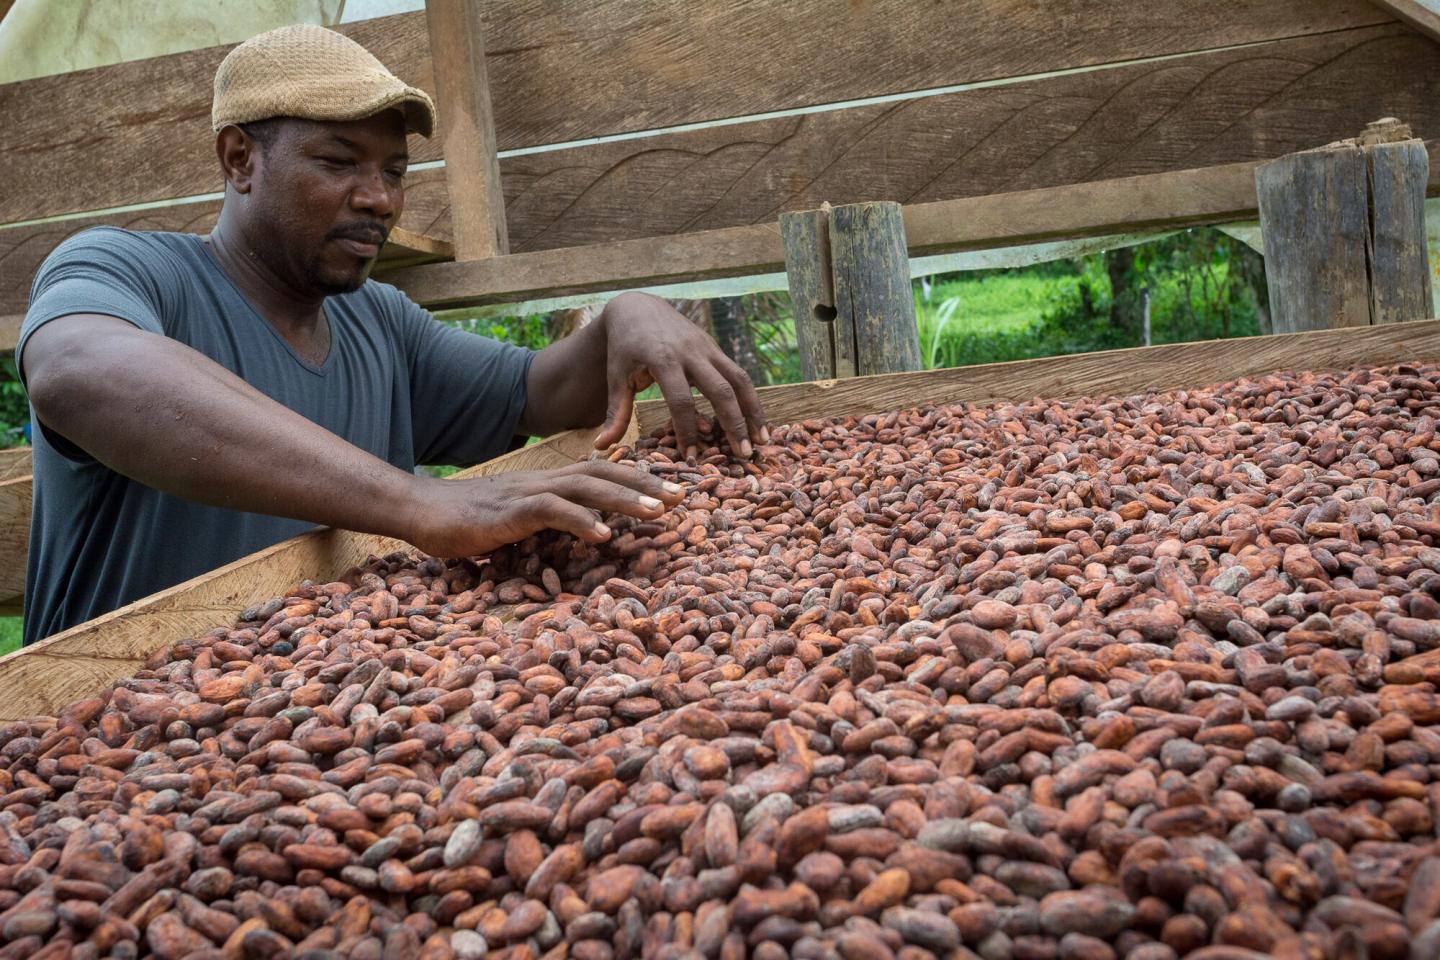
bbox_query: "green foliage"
[0,618,20,656]
[0,359,31,446]
[912,228,1266,370]
[447,313,552,351]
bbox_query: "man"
[18,24,767,645]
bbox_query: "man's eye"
[319,157,352,168]
[385,168,408,181]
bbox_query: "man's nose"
[351,170,395,219]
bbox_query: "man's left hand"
[592,292,768,459]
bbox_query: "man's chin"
[306,261,371,296]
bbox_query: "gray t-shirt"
[18,227,533,645]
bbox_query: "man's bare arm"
[23,314,681,556]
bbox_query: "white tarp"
[0,0,423,84]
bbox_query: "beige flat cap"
[213,24,435,137]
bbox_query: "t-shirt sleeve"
[389,290,535,467]
[18,227,169,379]
[19,227,172,461]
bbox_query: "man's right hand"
[402,460,686,559]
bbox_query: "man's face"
[239,113,409,296]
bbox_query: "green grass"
[913,270,1079,370]
[917,271,1077,341]
[0,618,21,656]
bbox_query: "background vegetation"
[0,227,1265,652]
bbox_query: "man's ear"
[216,126,257,194]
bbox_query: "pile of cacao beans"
[3,362,1440,960]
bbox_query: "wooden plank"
[829,202,921,376]
[490,24,1440,255]
[0,474,28,611]
[425,0,508,259]
[1368,139,1434,323]
[634,319,1440,435]
[0,423,632,721]
[0,449,30,482]
[386,221,785,310]
[6,21,1436,320]
[1257,144,1373,332]
[0,0,1396,225]
[1371,0,1440,42]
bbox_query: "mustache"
[328,223,389,247]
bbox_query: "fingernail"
[740,439,753,458]
[638,496,662,510]
[760,426,771,443]
[593,521,611,537]
[686,446,698,461]
[662,481,682,494]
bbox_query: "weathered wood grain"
[493,24,1440,254]
[1257,144,1373,332]
[0,422,633,720]
[0,474,29,612]
[780,208,848,381]
[1372,0,1440,42]
[829,202,921,376]
[0,450,29,483]
[1368,139,1434,323]
[384,156,1287,308]
[4,21,1434,320]
[0,1,1396,225]
[635,319,1440,435]
[426,0,508,259]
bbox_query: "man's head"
[210,25,436,296]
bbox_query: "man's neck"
[207,212,326,336]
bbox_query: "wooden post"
[780,206,850,380]
[1255,144,1371,333]
[425,0,509,260]
[831,202,922,375]
[1368,139,1433,324]
[780,201,920,380]
[1256,119,1432,332]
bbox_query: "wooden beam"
[0,0,1397,226]
[389,136,1440,311]
[385,158,1270,308]
[425,0,508,259]
[384,226,453,262]
[386,221,785,309]
[1371,0,1440,42]
[0,422,632,721]
[635,319,1440,435]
